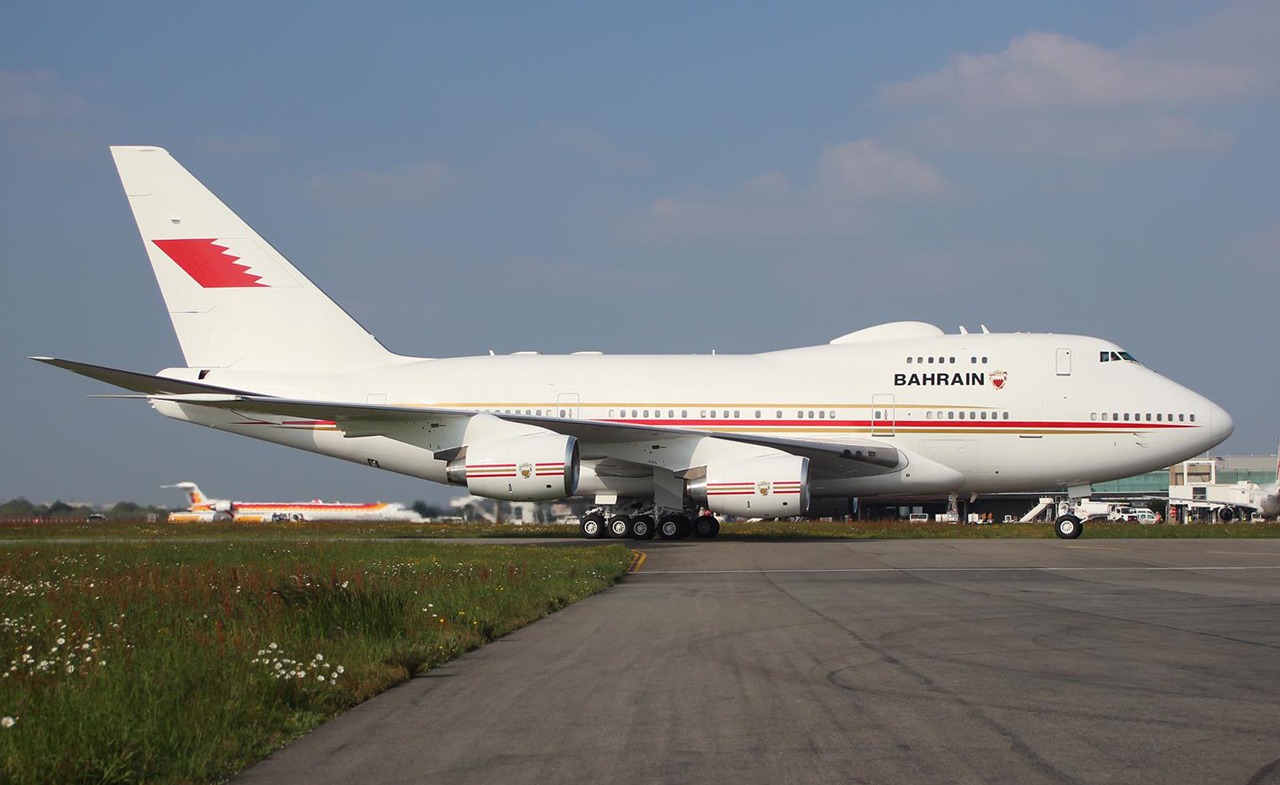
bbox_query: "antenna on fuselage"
[980,324,990,334]
[959,326,969,335]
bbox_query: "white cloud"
[643,139,943,239]
[0,69,90,118]
[880,3,1276,159]
[307,161,453,207]
[882,31,1267,109]
[816,140,948,200]
[535,120,653,172]
[903,114,1233,157]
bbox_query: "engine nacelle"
[210,500,233,514]
[688,454,810,518]
[445,433,580,501]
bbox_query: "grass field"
[0,540,632,784]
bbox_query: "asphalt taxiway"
[235,539,1280,785]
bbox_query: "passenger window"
[971,356,977,364]
[1124,413,1130,421]
[969,412,976,419]
[681,410,687,418]
[818,411,825,419]
[709,410,716,418]
[1156,413,1162,421]
[808,411,815,419]
[1102,412,1108,421]
[907,357,913,364]
[950,357,956,364]
[1179,414,1184,422]
[830,410,836,419]
[1145,413,1151,422]
[668,410,675,418]
[980,411,987,420]
[926,411,933,419]
[732,410,738,418]
[1091,412,1097,421]
[754,410,761,418]
[981,356,988,363]
[776,410,782,418]
[643,410,649,417]
[1003,412,1009,420]
[928,357,934,364]
[874,410,881,419]
[948,411,955,420]
[700,410,707,418]
[797,410,804,418]
[1190,414,1196,422]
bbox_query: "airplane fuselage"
[153,331,1231,503]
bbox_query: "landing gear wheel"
[693,515,720,539]
[630,515,656,540]
[607,515,633,539]
[580,514,606,539]
[1054,514,1083,539]
[658,514,689,541]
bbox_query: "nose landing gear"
[1054,514,1083,539]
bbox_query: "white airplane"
[34,147,1233,541]
[163,481,424,523]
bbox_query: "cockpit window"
[1119,351,1138,362]
[1101,350,1139,364]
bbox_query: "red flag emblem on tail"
[152,239,267,288]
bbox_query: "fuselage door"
[557,392,580,419]
[872,394,895,437]
[1055,348,1072,376]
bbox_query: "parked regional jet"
[163,481,423,523]
[34,147,1234,540]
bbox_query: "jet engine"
[210,500,233,514]
[687,454,810,517]
[445,433,580,501]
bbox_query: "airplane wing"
[35,357,903,479]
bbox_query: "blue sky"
[2,1,1277,506]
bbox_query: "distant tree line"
[0,497,171,520]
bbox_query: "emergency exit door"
[871,394,895,437]
[1056,348,1072,376]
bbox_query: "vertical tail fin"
[165,482,207,508]
[110,146,397,372]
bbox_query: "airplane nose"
[1209,402,1234,448]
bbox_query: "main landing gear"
[1054,514,1083,539]
[581,508,719,541]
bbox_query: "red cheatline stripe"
[774,490,802,494]
[708,491,755,496]
[535,462,564,467]
[468,463,517,468]
[468,471,517,477]
[536,470,565,476]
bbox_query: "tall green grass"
[0,542,631,784]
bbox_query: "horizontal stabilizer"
[30,357,254,396]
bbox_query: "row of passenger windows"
[923,410,1009,420]
[1092,411,1194,422]
[605,409,841,420]
[906,356,989,365]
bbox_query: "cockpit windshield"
[1099,350,1139,364]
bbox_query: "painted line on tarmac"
[628,550,647,573]
[632,565,1280,575]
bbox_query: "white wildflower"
[1,717,14,728]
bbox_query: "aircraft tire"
[580,514,607,539]
[693,515,719,538]
[607,515,633,539]
[1054,515,1083,539]
[658,514,688,540]
[630,515,656,540]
